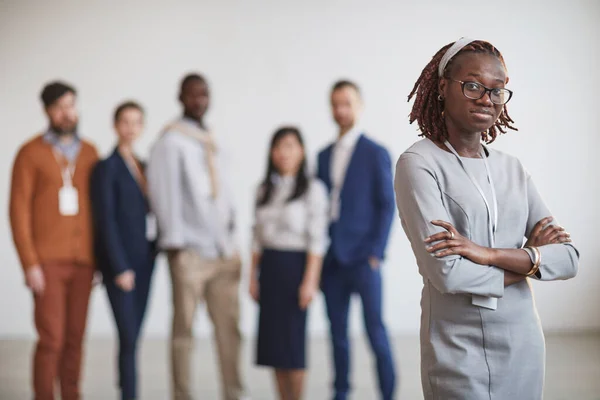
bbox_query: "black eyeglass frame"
[447,78,513,105]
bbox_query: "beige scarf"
[163,120,219,198]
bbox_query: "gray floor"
[1,333,599,399]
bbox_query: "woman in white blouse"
[249,127,329,400]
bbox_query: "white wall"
[1,0,598,339]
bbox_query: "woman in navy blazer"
[91,101,157,400]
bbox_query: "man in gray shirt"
[147,73,246,400]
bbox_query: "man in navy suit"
[317,80,396,400]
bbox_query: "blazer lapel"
[114,149,145,201]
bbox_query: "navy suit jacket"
[90,148,156,281]
[317,134,395,266]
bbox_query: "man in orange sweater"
[9,81,99,400]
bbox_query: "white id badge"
[472,295,497,310]
[146,213,158,241]
[59,186,79,216]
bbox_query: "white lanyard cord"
[52,149,76,187]
[444,140,498,247]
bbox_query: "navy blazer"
[317,134,395,266]
[90,148,156,281]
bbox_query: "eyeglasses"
[448,79,513,105]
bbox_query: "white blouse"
[252,175,329,255]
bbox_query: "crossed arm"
[395,153,578,298]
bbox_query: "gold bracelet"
[524,246,541,277]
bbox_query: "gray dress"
[394,139,579,400]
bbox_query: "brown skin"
[180,79,210,128]
[426,53,571,285]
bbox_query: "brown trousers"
[33,262,94,400]
[168,249,245,400]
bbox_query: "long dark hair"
[257,126,309,207]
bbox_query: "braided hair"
[408,40,517,144]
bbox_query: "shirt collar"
[43,128,82,163]
[271,173,296,186]
[43,128,80,145]
[181,116,208,132]
[335,125,362,149]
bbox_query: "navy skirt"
[256,248,308,369]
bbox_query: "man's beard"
[51,122,78,136]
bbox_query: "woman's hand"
[525,217,571,247]
[115,270,135,292]
[249,277,260,303]
[92,271,103,287]
[299,279,318,310]
[424,220,494,266]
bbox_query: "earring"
[438,94,443,101]
[441,110,445,118]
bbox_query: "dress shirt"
[252,175,329,256]
[43,129,82,163]
[330,126,362,221]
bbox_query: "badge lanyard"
[444,140,499,310]
[52,149,76,187]
[52,148,80,216]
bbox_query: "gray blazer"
[394,138,579,400]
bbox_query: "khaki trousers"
[168,249,245,400]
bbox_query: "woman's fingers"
[542,226,568,243]
[433,247,462,258]
[549,232,571,243]
[299,292,312,310]
[426,239,460,253]
[429,220,459,243]
[541,224,564,237]
[431,220,457,233]
[532,216,553,238]
[424,230,454,243]
[552,237,572,244]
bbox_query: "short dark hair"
[40,81,76,107]
[180,73,207,94]
[114,101,144,123]
[331,80,361,96]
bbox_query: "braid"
[408,40,517,144]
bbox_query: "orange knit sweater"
[9,134,99,270]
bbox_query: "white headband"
[438,37,475,77]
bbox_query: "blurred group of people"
[9,37,578,400]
